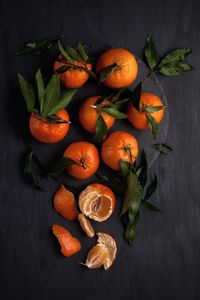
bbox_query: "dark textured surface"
[0,0,200,299]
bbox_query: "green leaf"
[158,61,193,76]
[146,114,159,139]
[58,41,74,64]
[111,98,130,110]
[137,150,148,188]
[158,48,192,68]
[47,89,77,116]
[121,170,143,216]
[144,36,158,70]
[101,107,127,119]
[85,69,97,80]
[47,157,76,177]
[98,63,118,84]
[35,69,44,106]
[144,174,158,201]
[40,75,60,117]
[132,82,142,110]
[142,201,162,212]
[77,42,88,61]
[65,46,83,62]
[24,151,45,191]
[120,160,131,178]
[124,212,140,244]
[16,37,60,55]
[18,74,35,113]
[95,115,108,144]
[152,143,173,154]
[55,65,72,74]
[142,104,166,112]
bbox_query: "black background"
[0,0,200,299]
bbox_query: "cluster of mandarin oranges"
[24,46,165,270]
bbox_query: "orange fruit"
[52,224,81,257]
[79,96,115,133]
[127,92,165,129]
[79,183,116,222]
[63,142,100,179]
[101,131,138,171]
[53,185,78,221]
[54,55,92,88]
[78,213,95,238]
[29,109,70,144]
[96,48,138,89]
[83,232,117,270]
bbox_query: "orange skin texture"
[54,55,92,88]
[29,109,70,144]
[79,96,115,133]
[87,183,116,211]
[96,48,138,89]
[63,141,100,179]
[53,185,79,221]
[52,224,81,257]
[101,131,139,171]
[127,92,165,129]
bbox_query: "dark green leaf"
[137,150,148,188]
[132,82,142,110]
[47,89,77,115]
[101,107,127,119]
[55,65,72,74]
[111,98,130,110]
[142,201,162,212]
[48,157,76,177]
[158,61,193,76]
[95,115,108,143]
[35,69,44,106]
[18,74,35,113]
[109,88,125,103]
[58,41,74,64]
[146,114,159,139]
[95,96,106,105]
[24,151,45,191]
[98,63,118,84]
[144,36,158,70]
[65,46,83,62]
[158,48,192,68]
[84,69,97,80]
[77,42,88,61]
[120,160,131,178]
[124,212,140,244]
[142,104,166,112]
[16,37,60,56]
[144,174,158,201]
[40,75,60,117]
[121,170,143,215]
[152,143,173,154]
[45,114,70,124]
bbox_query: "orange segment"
[53,185,78,220]
[52,224,81,257]
[78,213,95,238]
[79,183,116,222]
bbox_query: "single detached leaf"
[101,107,127,119]
[144,174,158,201]
[35,69,44,106]
[144,36,158,70]
[65,45,83,62]
[132,82,142,111]
[77,42,88,62]
[152,143,173,154]
[48,157,76,177]
[142,104,166,112]
[120,160,131,178]
[40,75,60,117]
[98,63,118,84]
[24,151,45,191]
[58,41,74,64]
[16,37,60,56]
[158,61,193,76]
[95,115,108,143]
[142,201,162,212]
[18,74,35,113]
[137,150,148,188]
[121,169,143,216]
[47,89,77,115]
[146,114,159,139]
[158,48,192,68]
